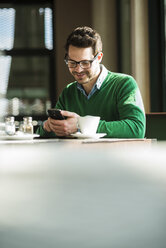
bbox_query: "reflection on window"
[0,56,12,95]
[0,8,15,95]
[0,8,15,118]
[39,7,53,49]
[44,8,53,50]
[11,6,53,49]
[0,8,15,50]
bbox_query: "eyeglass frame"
[64,53,100,69]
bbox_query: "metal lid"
[5,116,15,122]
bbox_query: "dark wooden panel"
[146,113,166,140]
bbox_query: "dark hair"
[65,26,102,55]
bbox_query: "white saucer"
[71,132,106,139]
[0,133,39,140]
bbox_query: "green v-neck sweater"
[37,71,145,138]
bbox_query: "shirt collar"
[95,64,108,89]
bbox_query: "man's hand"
[43,110,79,136]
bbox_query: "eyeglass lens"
[65,53,99,69]
[67,60,91,69]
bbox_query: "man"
[37,26,145,138]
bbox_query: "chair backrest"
[145,113,166,140]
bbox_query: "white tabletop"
[0,139,165,248]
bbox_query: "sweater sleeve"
[97,77,146,138]
[36,123,57,138]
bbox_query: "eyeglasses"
[64,53,99,69]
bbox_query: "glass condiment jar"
[23,116,33,134]
[5,116,15,135]
[22,117,27,133]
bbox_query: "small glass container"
[5,116,15,135]
[22,117,28,133]
[23,116,33,134]
[18,121,24,132]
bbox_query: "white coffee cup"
[78,115,100,135]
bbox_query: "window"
[0,0,55,119]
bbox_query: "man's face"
[67,45,101,85]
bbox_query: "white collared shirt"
[77,64,108,99]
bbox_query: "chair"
[145,112,166,140]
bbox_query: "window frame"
[0,0,56,118]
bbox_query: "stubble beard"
[72,70,92,85]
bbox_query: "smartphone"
[47,109,65,120]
